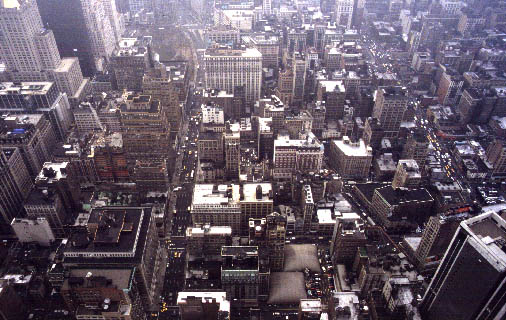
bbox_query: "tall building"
[37,0,117,75]
[372,86,408,138]
[143,73,181,134]
[204,47,262,106]
[330,136,373,180]
[0,0,87,101]
[392,159,422,189]
[402,128,429,169]
[273,133,324,180]
[89,132,129,182]
[420,212,506,320]
[63,206,163,310]
[317,80,346,121]
[486,139,506,178]
[0,147,32,235]
[112,37,152,91]
[120,93,170,167]
[248,213,287,271]
[224,124,240,179]
[301,185,315,232]
[0,81,72,141]
[221,246,260,307]
[330,212,366,266]
[11,217,55,246]
[177,292,230,320]
[186,225,232,257]
[335,0,354,29]
[292,52,306,104]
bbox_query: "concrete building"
[221,246,260,307]
[292,52,306,104]
[330,136,373,180]
[224,124,240,179]
[317,80,346,121]
[0,81,72,140]
[242,34,279,69]
[0,0,87,102]
[63,206,163,310]
[198,131,224,165]
[335,0,354,29]
[402,128,429,169]
[186,225,232,257]
[372,87,408,138]
[74,103,102,133]
[89,132,129,182]
[248,212,286,271]
[273,133,324,180]
[37,0,117,76]
[202,104,225,124]
[420,212,506,320]
[112,37,152,91]
[392,159,422,189]
[298,299,322,320]
[204,47,262,106]
[486,139,506,178]
[177,292,230,320]
[362,117,384,149]
[11,217,55,246]
[0,147,32,235]
[330,212,366,266]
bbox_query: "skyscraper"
[372,86,408,138]
[0,0,87,101]
[204,46,262,107]
[420,212,506,320]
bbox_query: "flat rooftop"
[267,272,307,304]
[0,81,53,95]
[333,137,372,157]
[283,244,320,273]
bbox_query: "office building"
[420,212,506,320]
[273,133,324,180]
[372,87,408,138]
[330,212,366,266]
[11,217,55,246]
[292,52,306,104]
[248,212,286,271]
[335,0,354,29]
[317,80,346,121]
[221,246,260,307]
[0,114,56,177]
[61,267,146,320]
[198,131,224,165]
[186,225,232,257]
[402,128,429,169]
[298,299,322,320]
[37,0,117,76]
[120,93,170,166]
[0,0,87,101]
[486,139,506,178]
[362,117,384,149]
[392,159,422,189]
[0,147,32,235]
[63,206,163,309]
[301,185,315,232]
[224,124,240,179]
[204,47,262,106]
[0,81,72,140]
[242,35,279,69]
[330,136,373,180]
[177,292,230,320]
[89,132,129,182]
[133,159,169,194]
[112,37,152,91]
[73,103,102,133]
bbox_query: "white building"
[204,47,262,106]
[330,136,373,179]
[74,103,102,133]
[202,104,225,124]
[11,217,55,246]
[0,0,87,100]
[336,0,354,29]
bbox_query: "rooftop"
[333,137,372,157]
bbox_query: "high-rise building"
[301,185,315,232]
[420,212,506,320]
[204,47,262,106]
[0,81,72,141]
[224,124,240,179]
[11,217,55,246]
[402,128,429,169]
[0,147,32,235]
[63,206,163,310]
[330,212,366,266]
[37,0,117,75]
[187,225,232,257]
[120,93,170,167]
[143,73,181,134]
[292,52,306,104]
[248,213,287,271]
[317,80,346,121]
[273,133,324,180]
[60,267,146,320]
[133,159,169,194]
[89,132,130,182]
[330,136,373,180]
[221,246,260,307]
[392,159,422,189]
[112,37,152,91]
[0,114,56,177]
[177,292,231,320]
[335,0,354,29]
[0,0,87,101]
[486,139,506,178]
[372,86,408,138]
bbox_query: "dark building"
[420,212,506,320]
